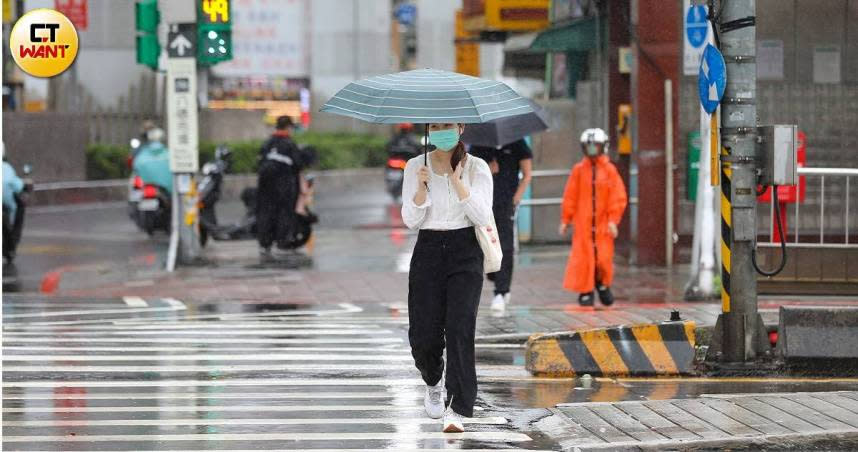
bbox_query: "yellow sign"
[10,8,79,78]
[617,104,632,154]
[455,10,479,76]
[465,0,549,33]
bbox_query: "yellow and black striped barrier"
[720,141,732,313]
[525,321,697,377]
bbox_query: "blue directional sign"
[394,4,416,26]
[686,5,708,48]
[698,44,726,114]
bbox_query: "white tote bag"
[469,159,503,273]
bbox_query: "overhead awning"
[529,17,597,52]
[504,32,539,53]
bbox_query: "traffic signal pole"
[710,0,769,364]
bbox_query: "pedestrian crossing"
[2,296,550,451]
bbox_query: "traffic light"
[135,0,160,70]
[198,0,232,65]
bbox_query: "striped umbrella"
[320,69,535,163]
[320,69,534,124]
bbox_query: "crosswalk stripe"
[3,353,414,361]
[4,329,396,336]
[2,432,533,443]
[2,391,422,400]
[2,346,411,353]
[3,363,417,372]
[122,296,148,307]
[162,297,186,309]
[2,337,404,344]
[3,377,427,388]
[5,322,404,331]
[2,416,510,427]
[2,405,441,413]
[3,306,185,319]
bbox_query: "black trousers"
[408,227,484,417]
[256,166,296,250]
[487,202,515,295]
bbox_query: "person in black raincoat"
[256,116,302,258]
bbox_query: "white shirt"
[401,152,494,230]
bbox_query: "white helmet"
[579,128,609,156]
[146,127,165,143]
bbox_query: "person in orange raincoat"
[558,128,628,306]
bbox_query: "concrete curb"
[31,168,384,206]
[525,321,697,377]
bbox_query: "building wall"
[415,0,460,71]
[309,0,392,133]
[3,112,88,182]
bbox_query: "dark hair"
[276,115,294,130]
[450,141,466,171]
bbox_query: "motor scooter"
[3,164,34,292]
[384,124,421,202]
[198,145,230,247]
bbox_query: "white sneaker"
[503,292,511,306]
[424,382,444,419]
[442,406,465,433]
[490,293,506,311]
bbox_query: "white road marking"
[2,391,422,401]
[2,432,533,443]
[2,346,411,353]
[3,306,185,319]
[2,416,509,427]
[3,341,411,359]
[3,377,426,388]
[4,317,409,327]
[2,337,403,344]
[4,404,441,413]
[161,297,186,309]
[3,363,416,372]
[3,353,414,362]
[119,297,149,308]
[4,329,394,336]
[5,322,401,331]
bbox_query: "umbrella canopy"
[460,100,549,148]
[320,69,534,124]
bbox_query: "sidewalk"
[546,391,858,450]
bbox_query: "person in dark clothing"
[470,139,533,312]
[256,116,302,259]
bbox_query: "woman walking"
[401,123,494,433]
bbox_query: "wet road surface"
[2,295,561,451]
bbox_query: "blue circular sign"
[686,5,708,48]
[698,44,726,114]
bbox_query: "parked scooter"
[384,123,421,202]
[3,163,34,292]
[198,145,231,247]
[130,128,172,236]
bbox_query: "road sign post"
[705,0,769,365]
[165,23,201,270]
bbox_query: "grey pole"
[716,0,766,362]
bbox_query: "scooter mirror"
[22,164,32,175]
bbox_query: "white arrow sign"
[170,34,193,57]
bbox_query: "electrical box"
[757,125,797,187]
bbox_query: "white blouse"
[401,152,494,230]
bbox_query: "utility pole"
[711,0,768,363]
[162,1,201,270]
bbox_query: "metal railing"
[759,167,858,248]
[518,169,567,207]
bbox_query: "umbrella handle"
[423,124,429,191]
